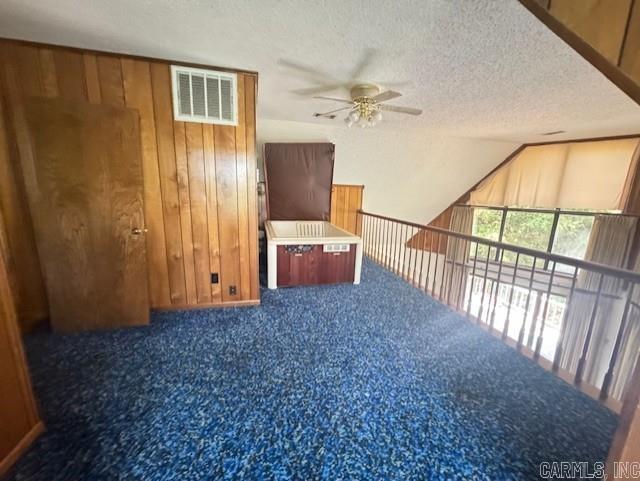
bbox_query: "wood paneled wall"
[406,207,453,254]
[523,0,640,106]
[548,0,635,66]
[0,39,259,322]
[0,209,43,476]
[0,79,48,330]
[330,184,364,235]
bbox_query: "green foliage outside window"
[470,207,594,268]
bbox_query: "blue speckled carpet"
[9,260,616,481]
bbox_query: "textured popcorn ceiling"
[0,0,638,142]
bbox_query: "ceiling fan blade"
[313,96,354,104]
[277,59,338,83]
[314,106,352,117]
[291,83,347,96]
[350,48,377,81]
[372,90,402,103]
[378,104,422,115]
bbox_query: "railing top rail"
[359,210,640,283]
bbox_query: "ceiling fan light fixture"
[314,84,419,128]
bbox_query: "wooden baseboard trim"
[153,299,260,312]
[0,421,44,477]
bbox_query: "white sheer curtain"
[560,215,637,388]
[610,254,640,400]
[442,206,474,308]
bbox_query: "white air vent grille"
[171,66,237,125]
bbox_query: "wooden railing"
[359,210,640,407]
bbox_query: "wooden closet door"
[24,97,149,331]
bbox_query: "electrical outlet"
[229,285,236,295]
[211,273,219,284]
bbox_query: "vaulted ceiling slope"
[0,0,638,143]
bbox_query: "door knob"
[131,227,147,235]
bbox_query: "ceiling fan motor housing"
[350,84,380,101]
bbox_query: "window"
[471,208,502,258]
[502,211,554,267]
[171,66,237,125]
[551,214,594,272]
[468,206,600,269]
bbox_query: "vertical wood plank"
[185,123,212,303]
[203,124,222,301]
[173,122,198,304]
[83,54,102,103]
[620,0,640,83]
[235,75,251,300]
[347,187,360,234]
[53,50,87,101]
[549,0,633,64]
[342,186,352,230]
[150,63,186,304]
[215,124,241,302]
[6,45,42,97]
[0,44,50,328]
[0,89,48,328]
[121,59,171,307]
[0,207,42,468]
[336,186,347,230]
[355,186,363,235]
[97,56,125,106]
[331,186,339,227]
[244,75,259,300]
[38,49,59,97]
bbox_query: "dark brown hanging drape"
[264,143,335,221]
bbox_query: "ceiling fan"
[313,84,422,128]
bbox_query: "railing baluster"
[439,232,449,302]
[381,219,388,269]
[489,248,505,329]
[379,219,387,267]
[412,228,420,287]
[361,214,368,256]
[600,283,635,400]
[431,233,440,297]
[446,236,458,307]
[418,232,426,290]
[376,219,382,265]
[372,216,379,262]
[407,227,413,284]
[392,221,399,274]
[467,242,479,318]
[575,273,606,386]
[503,252,519,340]
[454,237,470,310]
[425,232,434,294]
[553,266,578,372]
[518,256,537,350]
[478,244,492,324]
[386,219,394,270]
[534,260,556,360]
[400,224,408,280]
